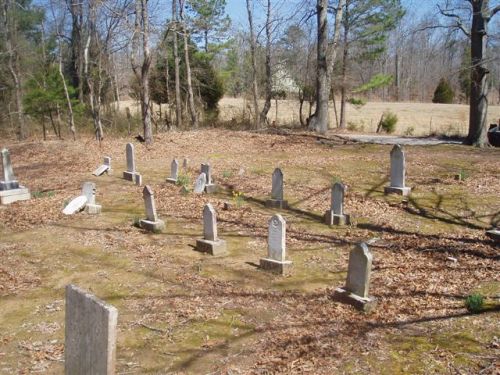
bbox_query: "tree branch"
[437,4,470,37]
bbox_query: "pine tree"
[432,78,454,104]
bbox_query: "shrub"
[432,78,455,104]
[176,174,190,189]
[404,126,415,136]
[380,111,398,134]
[465,293,484,313]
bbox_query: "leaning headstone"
[384,145,411,196]
[201,163,218,193]
[166,159,179,184]
[260,214,292,275]
[82,182,102,214]
[0,148,30,205]
[196,203,227,256]
[265,168,288,209]
[65,284,117,375]
[325,182,350,225]
[333,242,377,312]
[139,185,165,232]
[62,195,88,215]
[193,173,207,194]
[123,143,140,182]
[92,157,112,176]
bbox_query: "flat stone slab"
[196,239,227,256]
[259,258,292,276]
[265,199,288,209]
[384,186,411,196]
[0,187,30,205]
[324,211,350,226]
[333,287,377,313]
[140,219,165,232]
[93,165,110,176]
[486,229,500,242]
[63,195,88,215]
[205,184,218,194]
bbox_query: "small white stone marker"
[334,242,377,312]
[325,182,350,225]
[194,173,207,194]
[82,182,102,214]
[139,185,165,232]
[196,203,227,255]
[0,148,30,204]
[92,157,112,176]
[201,163,217,193]
[65,284,117,375]
[123,143,140,182]
[62,195,88,215]
[266,168,288,209]
[166,159,179,184]
[384,144,411,196]
[260,214,292,275]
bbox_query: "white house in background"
[272,67,300,95]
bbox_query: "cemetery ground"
[0,129,499,374]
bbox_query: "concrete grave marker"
[384,145,411,196]
[196,203,227,255]
[194,173,207,194]
[266,168,288,209]
[334,242,377,312]
[260,214,292,275]
[62,195,88,215]
[325,182,350,225]
[93,157,112,176]
[82,182,102,214]
[166,159,179,184]
[123,143,140,182]
[139,185,165,231]
[0,148,30,204]
[201,163,218,193]
[65,284,117,375]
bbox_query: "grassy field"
[0,129,499,373]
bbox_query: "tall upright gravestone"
[260,214,292,275]
[123,143,141,183]
[325,182,350,225]
[65,284,118,375]
[0,148,31,204]
[265,168,288,209]
[333,243,377,312]
[139,185,165,232]
[384,144,411,196]
[196,203,227,255]
[166,159,179,184]
[201,163,218,193]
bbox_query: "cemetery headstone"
[384,144,411,196]
[82,182,102,214]
[93,157,112,176]
[265,168,288,209]
[62,195,88,215]
[65,284,117,375]
[486,228,500,242]
[201,163,218,193]
[324,182,350,225]
[196,203,227,255]
[123,143,140,182]
[194,173,207,194]
[134,173,142,186]
[139,185,165,232]
[333,242,377,312]
[182,158,188,170]
[166,159,179,184]
[0,148,30,204]
[260,214,292,275]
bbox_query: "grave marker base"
[85,204,102,215]
[333,287,377,313]
[0,180,20,190]
[166,178,177,184]
[324,211,350,226]
[384,186,411,196]
[196,239,227,256]
[265,199,288,209]
[0,187,30,205]
[123,171,138,182]
[259,258,292,275]
[140,219,165,232]
[205,184,218,194]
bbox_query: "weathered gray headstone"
[62,195,88,215]
[65,284,118,375]
[82,182,102,214]
[139,185,165,231]
[260,214,292,275]
[166,159,179,183]
[196,203,227,255]
[201,163,218,193]
[325,182,350,226]
[182,158,188,170]
[384,144,411,196]
[104,157,111,167]
[123,143,138,181]
[266,168,288,209]
[93,157,112,176]
[334,242,377,312]
[0,148,30,204]
[194,173,207,194]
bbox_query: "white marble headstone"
[81,182,96,205]
[126,143,135,173]
[271,168,284,201]
[194,173,207,194]
[201,163,212,184]
[203,203,217,241]
[170,159,179,180]
[390,145,406,188]
[267,214,286,262]
[345,243,373,298]
[142,185,158,222]
[1,148,16,182]
[332,183,345,215]
[63,195,88,215]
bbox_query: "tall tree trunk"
[172,0,182,128]
[69,0,84,102]
[179,0,198,128]
[246,0,259,129]
[259,0,272,126]
[339,0,349,129]
[141,0,153,143]
[327,0,344,128]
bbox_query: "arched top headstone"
[332,182,345,215]
[203,203,217,241]
[194,173,207,194]
[126,143,135,173]
[390,144,405,188]
[268,214,286,261]
[171,159,179,180]
[142,185,157,221]
[271,168,284,200]
[346,242,373,298]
